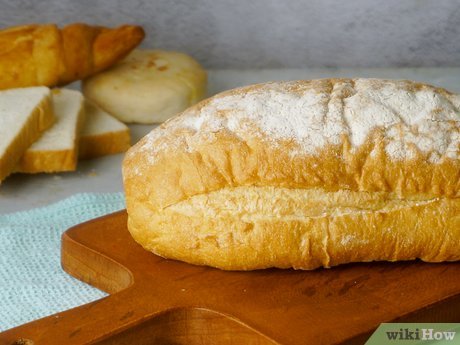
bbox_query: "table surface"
[2,67,460,214]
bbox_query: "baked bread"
[17,89,85,173]
[123,78,460,270]
[0,87,54,183]
[0,23,144,90]
[79,100,131,159]
[82,49,207,124]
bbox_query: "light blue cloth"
[0,193,125,331]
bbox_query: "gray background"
[0,0,459,68]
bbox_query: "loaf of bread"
[123,78,460,270]
[0,23,144,90]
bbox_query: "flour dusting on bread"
[135,78,459,165]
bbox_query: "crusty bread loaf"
[79,100,131,159]
[17,89,85,173]
[0,23,144,90]
[0,87,54,183]
[82,49,207,124]
[123,78,460,270]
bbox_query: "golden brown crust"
[125,130,459,210]
[124,79,460,211]
[127,187,460,270]
[79,129,131,159]
[59,23,145,85]
[0,23,144,90]
[123,78,460,270]
[17,149,78,173]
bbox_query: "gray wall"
[1,0,460,68]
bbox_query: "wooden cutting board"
[1,210,460,345]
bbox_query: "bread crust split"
[123,78,460,270]
[0,23,144,90]
[127,187,459,270]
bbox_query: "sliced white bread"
[16,89,85,173]
[79,100,131,159]
[0,87,54,183]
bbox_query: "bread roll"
[82,49,207,124]
[123,78,460,270]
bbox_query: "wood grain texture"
[1,210,460,345]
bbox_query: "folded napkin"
[0,193,125,331]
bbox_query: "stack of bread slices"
[0,86,130,184]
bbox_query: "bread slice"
[16,88,85,173]
[79,100,131,159]
[0,86,54,183]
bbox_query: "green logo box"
[366,323,460,345]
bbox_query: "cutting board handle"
[0,286,277,345]
[0,285,175,345]
[0,225,175,345]
[0,212,279,345]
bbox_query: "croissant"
[0,23,144,89]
